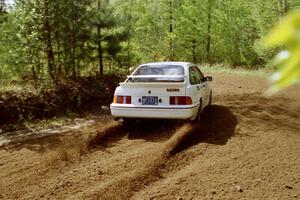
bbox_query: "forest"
[0,0,299,84]
[1,1,300,199]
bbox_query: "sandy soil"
[0,73,299,200]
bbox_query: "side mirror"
[205,76,213,82]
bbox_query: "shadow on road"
[170,105,237,154]
[126,119,183,142]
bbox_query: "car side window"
[189,66,204,85]
[195,67,204,82]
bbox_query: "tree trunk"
[72,44,76,77]
[277,0,282,22]
[97,0,104,76]
[282,0,288,14]
[127,0,132,74]
[192,39,196,63]
[97,25,103,76]
[28,48,37,83]
[192,1,196,63]
[127,38,131,74]
[36,51,41,75]
[206,0,212,63]
[53,4,62,77]
[31,66,37,87]
[71,0,76,77]
[55,30,62,76]
[43,0,55,81]
[169,0,174,60]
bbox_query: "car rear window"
[128,65,184,83]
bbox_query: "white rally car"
[110,62,212,121]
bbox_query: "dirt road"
[0,73,299,200]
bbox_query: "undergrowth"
[0,65,274,93]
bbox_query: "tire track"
[69,105,237,200]
[71,124,195,200]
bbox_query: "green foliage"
[118,0,300,67]
[0,0,127,82]
[88,1,128,64]
[0,4,29,80]
[1,0,300,85]
[265,10,300,93]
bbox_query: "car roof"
[139,62,193,67]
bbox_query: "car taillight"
[113,96,131,104]
[125,96,131,104]
[169,96,192,105]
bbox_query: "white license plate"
[142,96,158,105]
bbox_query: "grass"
[23,115,75,130]
[200,63,274,77]
[0,83,29,93]
[0,79,38,94]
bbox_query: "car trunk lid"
[118,81,186,107]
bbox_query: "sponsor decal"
[167,88,180,92]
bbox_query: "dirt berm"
[0,75,121,127]
[0,73,299,200]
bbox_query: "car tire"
[194,99,202,123]
[208,91,212,106]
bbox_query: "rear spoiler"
[120,82,186,88]
[120,75,186,88]
[126,75,185,79]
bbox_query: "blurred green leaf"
[265,11,300,94]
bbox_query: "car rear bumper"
[110,104,199,120]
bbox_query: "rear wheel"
[194,99,202,122]
[208,91,212,106]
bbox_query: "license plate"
[142,96,158,105]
